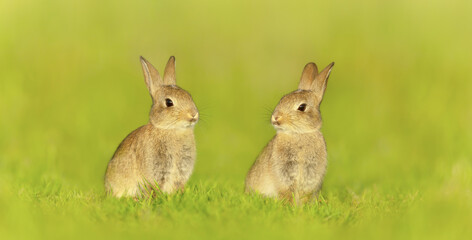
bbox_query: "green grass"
[1,0,471,239]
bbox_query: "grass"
[0,181,422,239]
[1,0,471,239]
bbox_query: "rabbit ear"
[163,56,176,85]
[298,62,318,90]
[140,56,162,101]
[313,62,335,99]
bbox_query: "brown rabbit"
[104,56,199,198]
[245,62,334,204]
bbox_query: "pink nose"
[271,115,281,125]
[189,112,199,123]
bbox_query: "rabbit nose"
[189,112,199,123]
[271,115,282,125]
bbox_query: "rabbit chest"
[140,129,196,192]
[272,132,327,193]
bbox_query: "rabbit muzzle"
[187,112,199,125]
[271,115,282,126]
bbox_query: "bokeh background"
[1,0,471,239]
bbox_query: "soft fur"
[245,61,334,204]
[105,56,199,197]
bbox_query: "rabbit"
[245,61,334,204]
[104,56,199,198]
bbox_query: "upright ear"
[313,62,335,99]
[140,56,162,101]
[163,56,176,85]
[298,62,318,90]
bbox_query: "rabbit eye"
[297,103,307,112]
[165,98,174,107]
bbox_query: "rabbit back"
[245,140,278,197]
[105,125,146,197]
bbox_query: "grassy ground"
[1,0,471,239]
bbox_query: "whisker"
[257,105,274,122]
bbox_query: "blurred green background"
[1,0,471,239]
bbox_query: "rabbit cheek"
[149,106,167,126]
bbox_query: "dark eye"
[165,98,174,107]
[297,103,307,112]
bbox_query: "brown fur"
[245,62,335,204]
[104,56,199,197]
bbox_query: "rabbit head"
[140,56,199,129]
[271,62,334,133]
